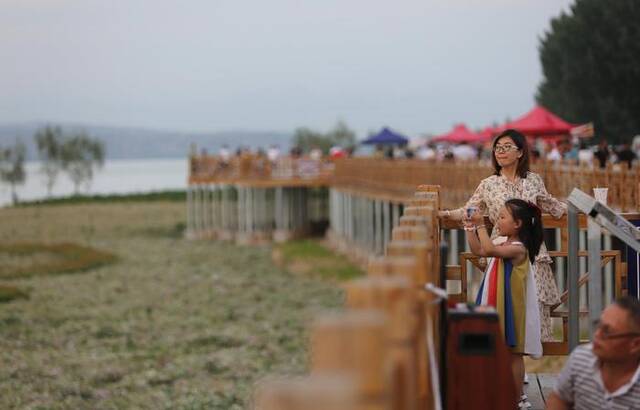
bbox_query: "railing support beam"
[567,203,580,352]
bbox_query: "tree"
[326,120,356,148]
[291,121,357,154]
[60,133,105,194]
[0,140,26,205]
[35,126,63,196]
[536,0,640,143]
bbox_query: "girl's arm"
[465,222,483,255]
[475,226,525,260]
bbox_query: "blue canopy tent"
[361,127,409,145]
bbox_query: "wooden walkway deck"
[525,373,557,409]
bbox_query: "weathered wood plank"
[537,373,558,404]
[524,373,545,410]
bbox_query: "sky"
[0,0,575,138]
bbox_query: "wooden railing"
[254,185,445,409]
[189,154,333,185]
[189,155,639,211]
[331,158,640,211]
[253,186,521,409]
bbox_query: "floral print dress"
[456,171,567,341]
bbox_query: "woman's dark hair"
[492,129,530,178]
[505,198,543,263]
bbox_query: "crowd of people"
[375,137,639,169]
[207,143,355,165]
[196,135,639,173]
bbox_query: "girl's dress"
[476,242,542,358]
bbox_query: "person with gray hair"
[546,296,640,409]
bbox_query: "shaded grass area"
[14,190,186,207]
[0,284,29,303]
[0,202,345,409]
[0,242,117,280]
[273,239,363,281]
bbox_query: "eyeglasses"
[493,144,520,154]
[593,319,640,340]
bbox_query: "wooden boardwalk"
[525,373,557,409]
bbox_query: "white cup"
[593,187,608,205]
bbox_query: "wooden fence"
[254,186,521,409]
[185,156,639,408]
[254,185,446,410]
[331,158,640,211]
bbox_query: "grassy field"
[0,202,349,409]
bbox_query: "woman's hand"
[469,208,484,226]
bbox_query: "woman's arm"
[531,173,567,218]
[438,207,464,221]
[438,179,486,221]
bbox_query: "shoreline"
[5,190,187,208]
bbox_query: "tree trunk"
[11,184,18,205]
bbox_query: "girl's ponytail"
[505,198,544,263]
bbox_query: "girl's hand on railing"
[462,220,475,232]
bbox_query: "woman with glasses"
[439,129,566,342]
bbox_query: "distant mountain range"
[0,122,292,160]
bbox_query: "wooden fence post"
[310,311,390,410]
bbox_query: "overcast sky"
[0,0,574,138]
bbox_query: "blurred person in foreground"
[439,129,566,342]
[546,296,640,410]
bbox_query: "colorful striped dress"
[476,242,542,357]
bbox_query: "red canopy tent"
[501,105,575,138]
[479,125,502,142]
[431,123,488,143]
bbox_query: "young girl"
[464,198,543,408]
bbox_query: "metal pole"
[375,199,383,255]
[567,204,580,351]
[588,218,603,338]
[392,203,400,228]
[186,185,193,237]
[383,201,390,251]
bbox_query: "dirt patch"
[0,250,65,270]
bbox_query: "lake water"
[0,158,188,206]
